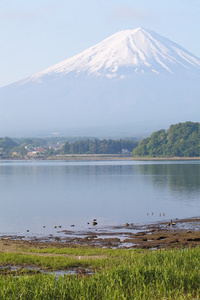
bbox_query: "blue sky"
[1,0,200,87]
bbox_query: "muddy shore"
[1,217,200,251]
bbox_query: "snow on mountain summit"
[29,27,200,82]
[1,28,200,137]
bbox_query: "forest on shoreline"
[133,121,200,157]
[0,121,199,159]
[0,137,138,159]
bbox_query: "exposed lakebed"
[1,217,200,249]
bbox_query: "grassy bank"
[0,244,200,299]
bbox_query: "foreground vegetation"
[133,121,200,157]
[0,244,200,299]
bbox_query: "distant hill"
[0,137,18,149]
[133,122,200,157]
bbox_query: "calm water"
[0,160,200,236]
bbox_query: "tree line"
[62,139,138,154]
[133,121,200,157]
[0,137,138,157]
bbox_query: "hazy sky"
[1,0,200,88]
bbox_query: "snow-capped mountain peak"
[28,27,200,82]
[1,27,200,137]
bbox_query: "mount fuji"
[1,27,200,137]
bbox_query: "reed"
[0,247,199,299]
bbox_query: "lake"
[0,160,199,236]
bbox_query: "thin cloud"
[2,4,58,21]
[109,6,156,22]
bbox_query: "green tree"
[133,122,200,158]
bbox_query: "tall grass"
[0,247,199,299]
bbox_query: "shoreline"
[1,217,200,250]
[47,155,200,161]
[1,155,200,161]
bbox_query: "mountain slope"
[24,27,200,82]
[0,27,200,137]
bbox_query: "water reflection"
[0,160,200,234]
[137,163,200,193]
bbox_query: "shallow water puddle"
[117,242,138,248]
[0,265,93,276]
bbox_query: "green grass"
[23,244,130,257]
[0,246,199,299]
[23,245,119,256]
[0,252,109,270]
